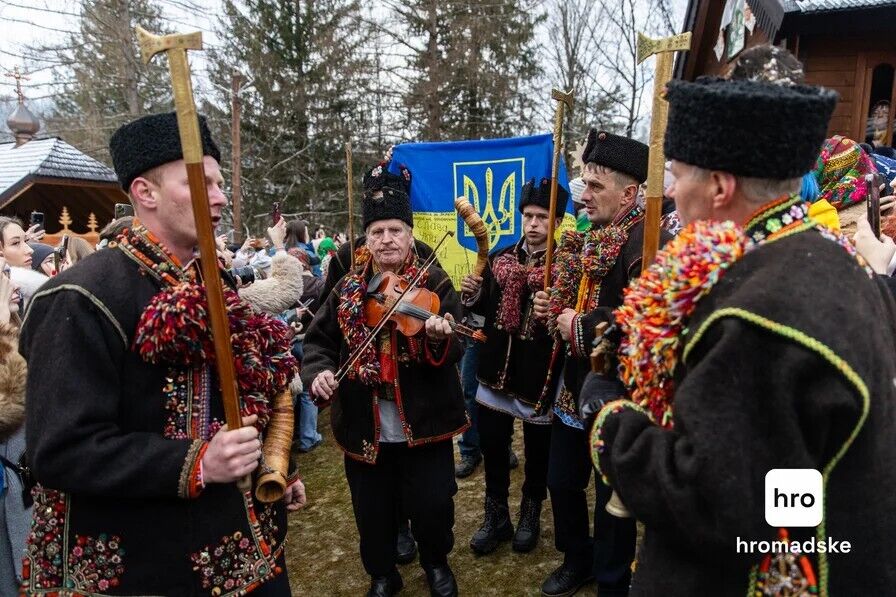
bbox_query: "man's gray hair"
[365,220,413,238]
[689,166,801,204]
[737,176,802,204]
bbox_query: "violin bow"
[335,231,453,383]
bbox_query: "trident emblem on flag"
[453,158,524,250]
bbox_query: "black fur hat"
[109,112,221,191]
[664,77,837,180]
[519,177,568,218]
[361,161,413,229]
[583,129,649,184]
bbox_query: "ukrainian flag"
[389,134,574,287]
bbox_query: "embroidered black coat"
[594,228,896,595]
[470,240,562,406]
[557,220,672,405]
[19,248,289,596]
[301,261,468,463]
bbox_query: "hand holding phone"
[29,211,44,231]
[54,235,70,274]
[271,202,281,226]
[114,203,134,220]
[867,173,881,238]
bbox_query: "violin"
[364,272,486,342]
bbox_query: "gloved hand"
[578,371,627,422]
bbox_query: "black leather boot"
[540,560,594,597]
[396,520,417,565]
[423,564,458,597]
[512,496,542,552]
[455,452,481,478]
[469,495,514,555]
[367,568,403,597]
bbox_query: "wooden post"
[231,71,243,243]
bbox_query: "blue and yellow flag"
[389,134,574,286]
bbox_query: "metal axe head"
[136,26,203,65]
[551,88,574,110]
[636,31,692,65]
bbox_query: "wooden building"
[676,0,896,146]
[1,95,125,246]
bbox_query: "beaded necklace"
[116,222,192,287]
[597,194,867,597]
[548,204,643,334]
[492,239,545,335]
[613,193,860,430]
[336,247,426,386]
[119,223,297,431]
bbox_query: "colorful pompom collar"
[119,224,298,427]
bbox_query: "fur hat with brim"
[109,112,221,191]
[362,161,413,229]
[664,77,837,180]
[520,177,569,218]
[583,129,649,184]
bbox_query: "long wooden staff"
[544,88,574,288]
[637,31,692,272]
[136,27,248,489]
[601,30,693,520]
[346,141,355,269]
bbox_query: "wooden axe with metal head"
[136,26,248,489]
[544,88,574,289]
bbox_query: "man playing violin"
[303,162,468,597]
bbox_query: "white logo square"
[764,469,823,527]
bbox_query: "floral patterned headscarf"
[813,135,877,210]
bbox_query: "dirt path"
[285,415,599,596]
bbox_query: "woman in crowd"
[285,219,321,277]
[288,249,324,453]
[316,236,338,281]
[0,260,30,595]
[0,218,47,309]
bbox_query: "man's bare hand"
[533,290,550,321]
[461,274,483,297]
[202,415,262,484]
[283,478,307,512]
[557,308,577,342]
[311,370,338,401]
[267,217,287,251]
[425,312,454,341]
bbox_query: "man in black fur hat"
[532,130,671,597]
[18,112,304,595]
[303,161,468,597]
[317,157,438,567]
[460,178,568,557]
[590,73,896,594]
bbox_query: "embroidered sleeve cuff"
[179,440,208,499]
[287,469,302,484]
[424,337,451,366]
[569,314,585,358]
[589,399,650,486]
